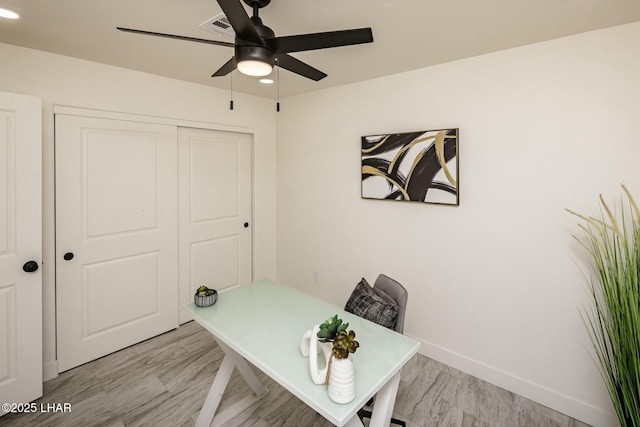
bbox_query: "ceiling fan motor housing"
[235,44,275,67]
[243,0,271,8]
[235,16,275,66]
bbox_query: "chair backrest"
[372,274,408,334]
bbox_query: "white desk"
[183,279,420,427]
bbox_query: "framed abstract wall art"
[361,128,459,205]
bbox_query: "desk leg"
[217,340,268,398]
[195,340,269,427]
[369,372,401,427]
[344,415,365,427]
[195,353,235,427]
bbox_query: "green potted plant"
[317,314,349,342]
[301,314,351,385]
[331,329,360,359]
[194,285,218,307]
[327,327,359,404]
[567,184,640,427]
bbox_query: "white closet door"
[0,91,42,414]
[178,127,252,324]
[55,114,178,372]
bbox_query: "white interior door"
[55,114,178,372]
[178,127,252,324]
[0,91,42,414]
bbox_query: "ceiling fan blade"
[273,28,373,54]
[212,57,237,77]
[117,27,234,48]
[275,54,327,81]
[216,0,261,44]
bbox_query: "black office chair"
[345,274,408,427]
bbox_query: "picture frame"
[361,128,459,205]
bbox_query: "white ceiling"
[1,0,640,99]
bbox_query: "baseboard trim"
[413,337,616,427]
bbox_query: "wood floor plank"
[0,322,592,427]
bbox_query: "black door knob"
[23,261,39,273]
[244,222,249,228]
[63,252,74,261]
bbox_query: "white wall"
[0,42,277,381]
[275,21,640,426]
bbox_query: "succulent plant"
[196,285,215,297]
[317,314,349,342]
[332,329,359,359]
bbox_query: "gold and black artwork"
[361,128,459,205]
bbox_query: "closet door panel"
[55,114,178,372]
[178,127,252,324]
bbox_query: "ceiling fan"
[117,0,373,81]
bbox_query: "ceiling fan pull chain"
[230,71,234,110]
[276,60,280,112]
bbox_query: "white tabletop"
[183,279,420,426]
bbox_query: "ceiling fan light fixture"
[235,44,274,77]
[0,7,19,19]
[237,60,273,77]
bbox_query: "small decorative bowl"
[194,290,218,307]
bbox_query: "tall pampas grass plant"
[567,184,640,427]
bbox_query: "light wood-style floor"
[0,321,592,427]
